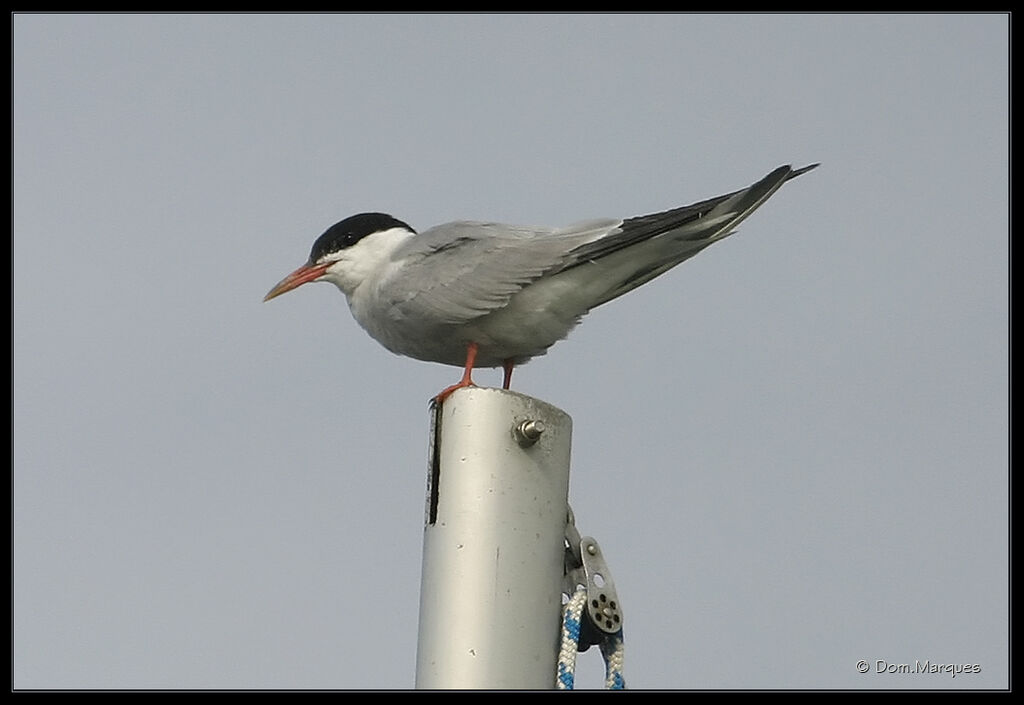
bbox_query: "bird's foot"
[429,341,482,408]
[431,378,477,407]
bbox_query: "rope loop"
[556,586,625,690]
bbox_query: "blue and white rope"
[556,587,586,689]
[600,632,626,690]
[556,586,626,690]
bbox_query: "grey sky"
[13,14,1008,689]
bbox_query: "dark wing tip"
[787,163,821,179]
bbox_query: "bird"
[264,163,817,403]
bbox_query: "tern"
[265,163,817,402]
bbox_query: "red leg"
[502,359,515,390]
[433,342,480,404]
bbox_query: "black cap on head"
[309,213,415,262]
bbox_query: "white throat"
[318,226,414,297]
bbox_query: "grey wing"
[374,163,817,324]
[379,219,622,324]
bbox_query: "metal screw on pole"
[514,419,546,447]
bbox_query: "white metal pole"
[415,387,573,689]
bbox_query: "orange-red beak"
[263,262,331,302]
